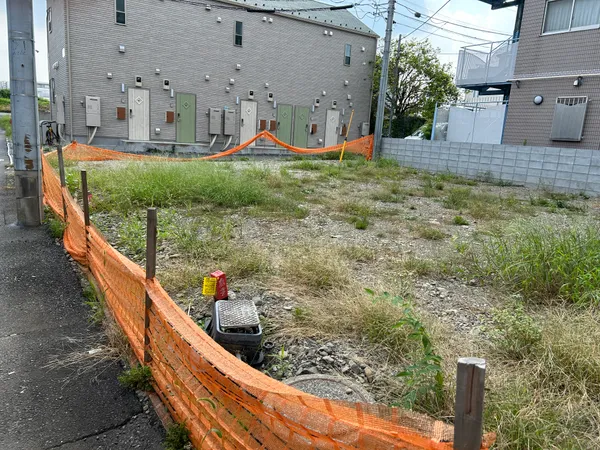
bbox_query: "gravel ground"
[81,157,599,405]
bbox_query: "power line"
[403,0,452,38]
[395,11,491,42]
[393,20,480,45]
[397,0,513,35]
[395,3,511,36]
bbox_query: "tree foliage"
[371,39,458,137]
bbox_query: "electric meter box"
[209,108,222,135]
[85,96,101,127]
[360,122,370,136]
[223,109,236,136]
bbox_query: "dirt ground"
[68,156,599,434]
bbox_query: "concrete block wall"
[381,138,600,196]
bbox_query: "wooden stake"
[80,170,90,227]
[454,357,486,450]
[57,145,67,219]
[144,208,157,364]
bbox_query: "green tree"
[371,39,458,138]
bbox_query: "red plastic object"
[210,270,228,300]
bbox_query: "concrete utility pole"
[7,0,42,226]
[387,35,401,138]
[373,0,396,158]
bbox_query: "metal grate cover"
[217,300,260,328]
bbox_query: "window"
[50,78,55,104]
[551,96,588,141]
[344,44,351,65]
[47,7,52,33]
[234,21,243,46]
[115,0,126,25]
[543,0,600,34]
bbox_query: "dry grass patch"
[483,306,600,449]
[279,244,351,292]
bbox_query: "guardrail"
[456,39,518,87]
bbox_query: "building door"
[324,109,340,147]
[240,100,257,147]
[176,93,196,143]
[128,88,150,141]
[276,104,293,146]
[293,106,309,148]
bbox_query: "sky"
[0,0,517,84]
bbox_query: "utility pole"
[6,0,42,226]
[373,0,396,158]
[387,35,401,138]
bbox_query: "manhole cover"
[284,374,374,403]
[135,96,144,105]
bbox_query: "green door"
[293,106,309,148]
[276,104,293,146]
[176,93,196,143]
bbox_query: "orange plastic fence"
[41,152,495,450]
[48,131,374,162]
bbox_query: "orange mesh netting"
[48,131,374,162]
[41,150,495,449]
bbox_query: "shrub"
[118,365,153,391]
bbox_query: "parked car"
[405,128,426,140]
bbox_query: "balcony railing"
[455,38,518,87]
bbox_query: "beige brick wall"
[504,0,600,149]
[504,77,600,149]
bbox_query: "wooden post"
[57,145,67,219]
[80,170,90,227]
[454,357,486,450]
[144,208,157,365]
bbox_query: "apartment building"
[46,0,377,150]
[456,0,600,150]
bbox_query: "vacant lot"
[49,153,600,449]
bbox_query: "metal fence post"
[454,357,486,450]
[80,170,90,227]
[144,208,157,365]
[57,146,67,219]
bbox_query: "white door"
[128,88,150,141]
[240,100,257,147]
[324,109,340,147]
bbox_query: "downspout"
[513,0,524,41]
[65,0,74,142]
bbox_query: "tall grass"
[0,115,12,138]
[484,307,600,449]
[477,217,600,304]
[87,162,281,211]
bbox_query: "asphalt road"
[0,130,165,449]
